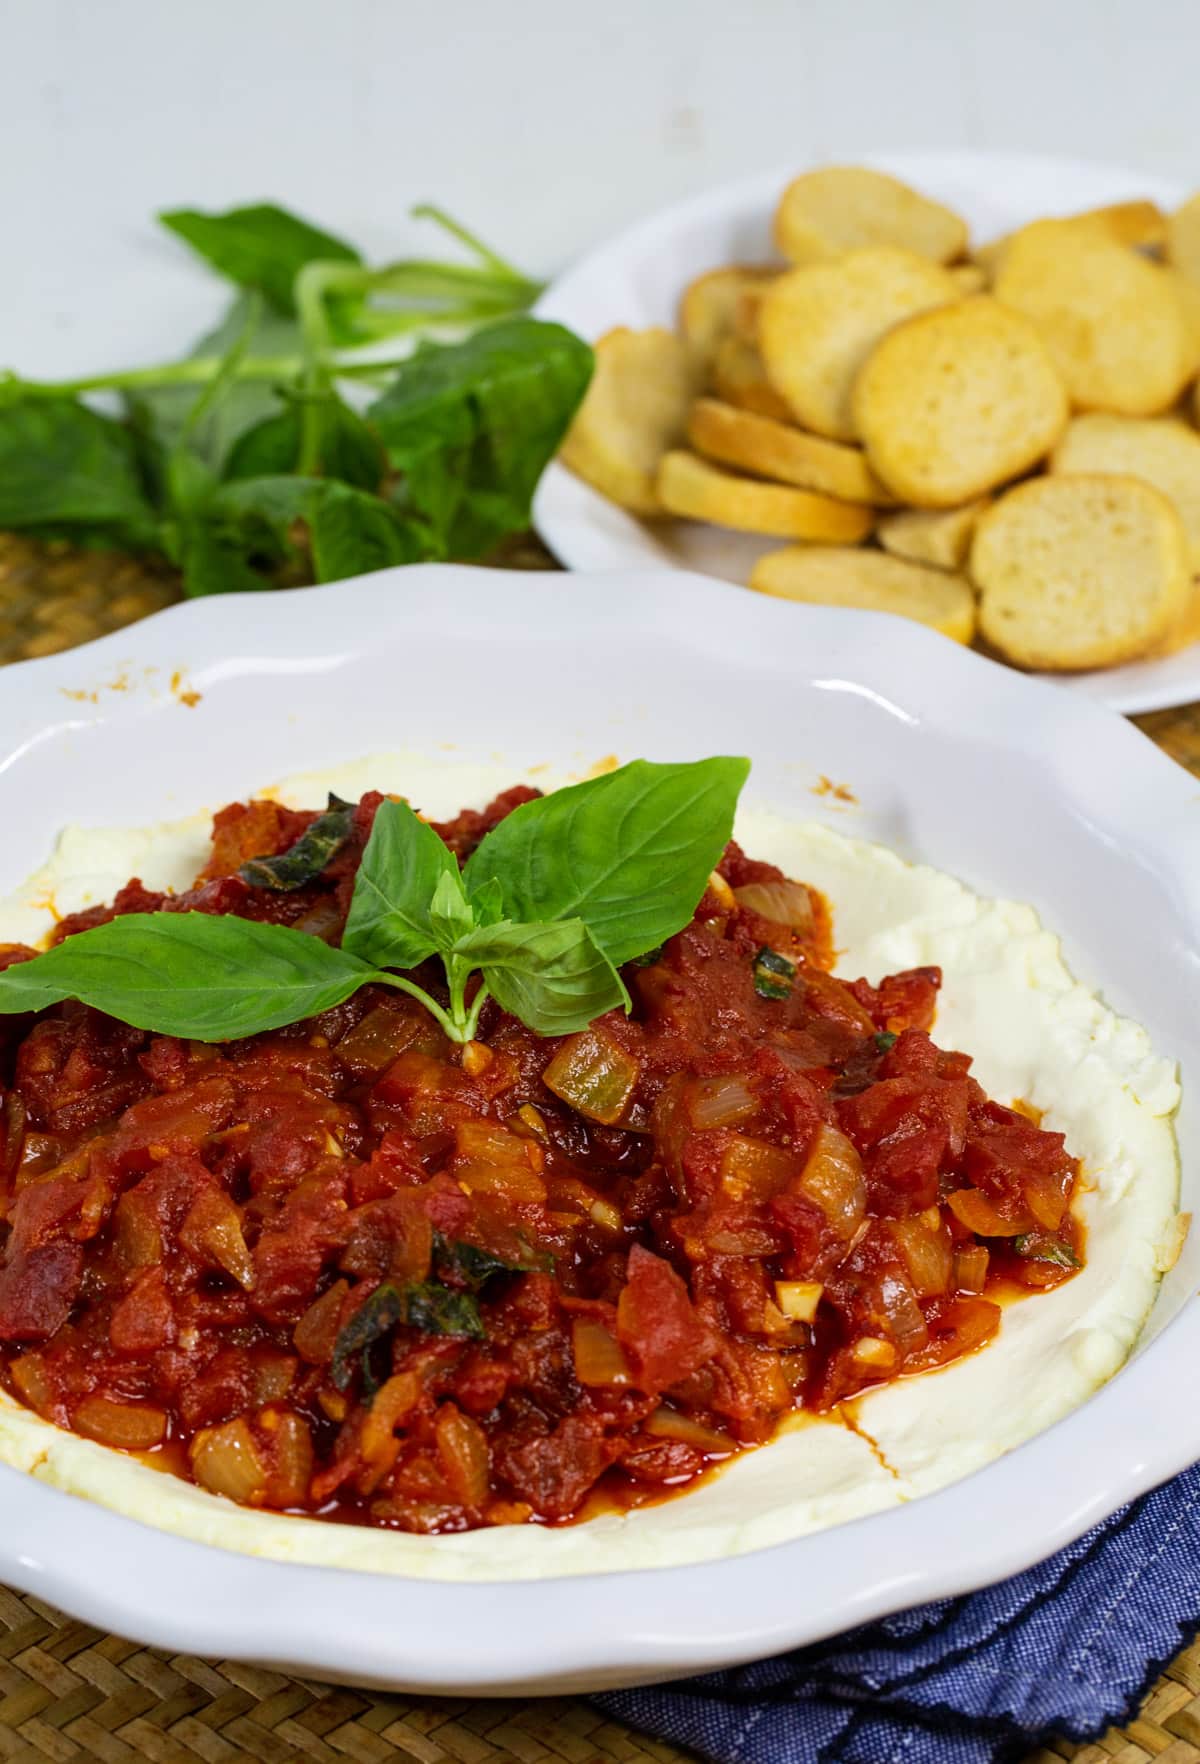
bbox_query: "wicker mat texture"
[0,531,1197,1764]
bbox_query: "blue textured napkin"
[597,1461,1200,1764]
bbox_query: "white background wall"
[4,0,1200,374]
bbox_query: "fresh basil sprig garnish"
[0,757,749,1046]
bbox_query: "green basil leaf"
[240,794,356,890]
[402,1282,485,1340]
[428,869,475,948]
[308,482,423,581]
[434,1235,549,1291]
[1013,1233,1081,1269]
[159,203,360,315]
[126,295,302,475]
[330,1279,484,1392]
[467,877,505,927]
[330,1283,404,1391]
[753,945,796,1001]
[207,473,422,583]
[180,523,267,597]
[166,446,219,518]
[342,797,465,970]
[454,918,628,1037]
[368,317,593,559]
[225,389,385,491]
[0,398,159,544]
[463,757,750,968]
[0,912,376,1041]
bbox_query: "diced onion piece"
[435,1403,491,1507]
[797,1124,866,1237]
[461,1040,493,1078]
[907,1297,1001,1372]
[644,1407,736,1453]
[947,1188,1028,1237]
[264,1410,313,1507]
[10,1352,52,1415]
[293,1279,348,1364]
[734,879,814,935]
[953,1243,990,1293]
[720,1135,798,1201]
[878,1270,928,1354]
[774,1280,823,1322]
[179,1188,256,1290]
[318,1389,348,1423]
[888,1216,953,1297]
[113,1190,164,1270]
[542,1028,640,1126]
[688,1074,758,1131]
[361,1372,422,1466]
[851,1336,896,1369]
[510,1104,550,1145]
[452,1119,546,1204]
[572,1318,633,1386]
[1,1092,26,1187]
[1023,1174,1069,1232]
[252,1350,297,1404]
[551,1175,624,1233]
[746,1350,792,1412]
[334,1004,425,1080]
[190,1418,268,1504]
[707,870,736,910]
[74,1395,167,1451]
[706,1219,786,1255]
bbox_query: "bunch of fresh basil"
[0,203,592,596]
[0,758,749,1045]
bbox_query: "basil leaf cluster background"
[0,758,750,1046]
[0,200,591,595]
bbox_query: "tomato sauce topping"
[0,789,1082,1532]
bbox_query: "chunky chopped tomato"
[0,788,1083,1531]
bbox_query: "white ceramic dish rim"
[0,564,1196,1694]
[532,146,1199,718]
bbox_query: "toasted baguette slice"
[559,327,704,515]
[1147,583,1200,658]
[1051,412,1200,570]
[773,166,967,266]
[712,337,795,422]
[950,264,987,294]
[679,266,779,364]
[750,546,975,643]
[656,452,874,540]
[1169,270,1200,368]
[853,297,1068,507]
[877,500,989,571]
[687,398,889,505]
[994,225,1193,415]
[1166,192,1200,286]
[971,474,1190,670]
[758,249,960,441]
[977,201,1167,276]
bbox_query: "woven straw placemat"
[0,531,1197,1764]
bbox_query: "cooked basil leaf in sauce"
[239,795,356,890]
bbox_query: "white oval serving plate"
[0,563,1197,1694]
[533,148,1197,716]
